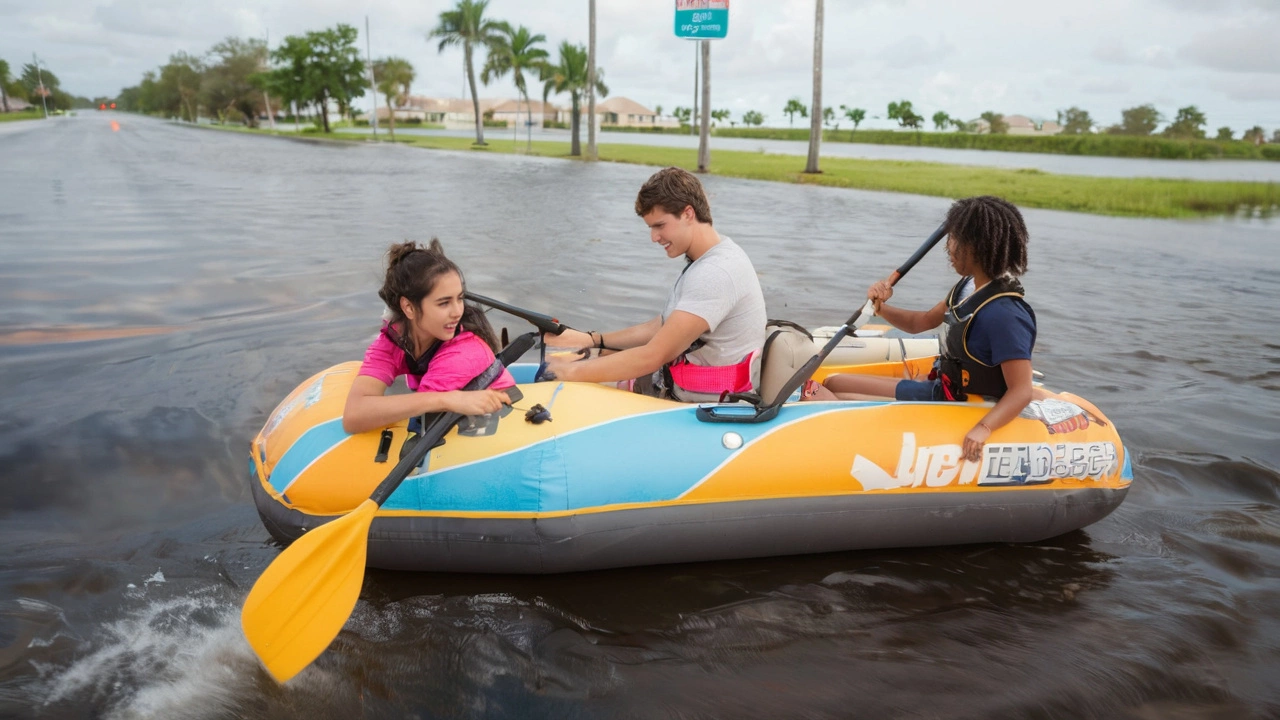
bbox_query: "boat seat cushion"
[759,321,819,406]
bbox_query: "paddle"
[465,291,569,337]
[240,361,509,684]
[699,222,948,423]
[777,222,948,397]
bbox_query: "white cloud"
[1079,77,1132,95]
[1092,38,1176,68]
[1218,74,1280,103]
[1180,20,1280,74]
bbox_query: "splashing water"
[39,591,260,720]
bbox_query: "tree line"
[0,57,106,112]
[763,96,1274,145]
[112,0,608,156]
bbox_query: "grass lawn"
[0,109,45,123]
[196,123,1280,219]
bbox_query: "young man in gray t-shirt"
[543,167,766,401]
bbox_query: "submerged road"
[1,113,1278,719]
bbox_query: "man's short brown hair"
[635,167,713,225]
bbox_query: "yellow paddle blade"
[241,499,378,684]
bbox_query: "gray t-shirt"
[661,234,766,377]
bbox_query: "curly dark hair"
[378,238,500,354]
[944,195,1029,279]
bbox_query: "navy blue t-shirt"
[965,296,1036,366]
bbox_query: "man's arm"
[544,317,663,350]
[543,311,708,383]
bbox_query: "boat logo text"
[851,432,1120,490]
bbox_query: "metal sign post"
[674,2,728,172]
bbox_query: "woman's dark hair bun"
[386,240,421,268]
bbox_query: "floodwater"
[340,124,1280,182]
[2,114,1279,719]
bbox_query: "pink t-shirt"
[358,328,516,392]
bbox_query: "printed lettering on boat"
[1020,398,1104,435]
[263,376,326,437]
[851,432,1120,490]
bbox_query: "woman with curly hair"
[810,195,1035,462]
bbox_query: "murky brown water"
[2,114,1278,719]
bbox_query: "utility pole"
[586,0,597,160]
[263,30,276,129]
[691,44,698,136]
[697,41,710,173]
[366,16,378,138]
[33,53,49,119]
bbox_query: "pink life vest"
[666,351,757,395]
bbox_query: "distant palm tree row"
[428,0,606,155]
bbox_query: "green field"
[196,123,1279,219]
[710,127,1280,161]
[0,110,44,123]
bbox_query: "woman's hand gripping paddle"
[240,365,506,684]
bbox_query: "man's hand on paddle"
[543,328,593,349]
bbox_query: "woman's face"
[402,270,465,345]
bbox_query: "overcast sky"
[5,0,1279,132]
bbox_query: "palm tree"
[0,59,10,113]
[372,57,415,141]
[482,23,548,151]
[587,0,598,159]
[429,0,504,145]
[840,105,866,139]
[804,0,824,174]
[783,97,807,127]
[541,41,607,157]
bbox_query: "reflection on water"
[1,115,1278,718]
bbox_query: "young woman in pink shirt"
[342,239,515,435]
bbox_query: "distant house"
[489,99,558,129]
[2,97,32,112]
[374,95,679,132]
[596,97,660,127]
[972,114,1062,136]
[376,96,505,128]
[553,96,678,129]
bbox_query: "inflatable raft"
[249,332,1131,574]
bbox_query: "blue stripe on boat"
[382,402,850,513]
[269,419,350,493]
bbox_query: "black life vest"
[937,276,1034,401]
[381,323,445,377]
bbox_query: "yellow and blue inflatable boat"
[249,338,1131,574]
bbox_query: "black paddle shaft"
[759,222,949,415]
[839,222,948,329]
[466,292,570,337]
[367,361,507,507]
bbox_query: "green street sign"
[674,2,729,40]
